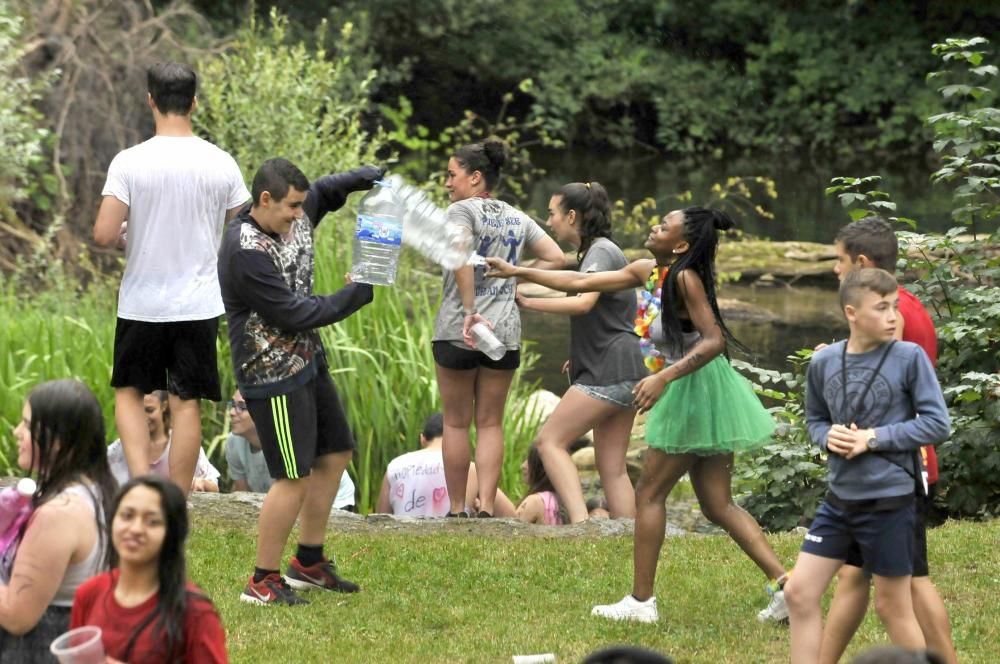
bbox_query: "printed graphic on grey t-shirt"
[823,367,893,427]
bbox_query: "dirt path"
[187,491,719,538]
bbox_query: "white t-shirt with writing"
[102,136,249,321]
[106,438,220,488]
[386,448,450,518]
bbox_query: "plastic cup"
[49,626,104,664]
[470,322,506,361]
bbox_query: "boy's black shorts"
[111,317,221,401]
[244,370,355,481]
[801,497,915,577]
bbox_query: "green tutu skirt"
[645,355,775,455]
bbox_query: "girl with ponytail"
[487,207,789,624]
[515,181,644,523]
[433,137,565,518]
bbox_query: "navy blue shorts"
[845,490,931,577]
[801,498,915,577]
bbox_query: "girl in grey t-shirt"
[514,182,645,523]
[431,138,563,517]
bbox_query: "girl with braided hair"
[487,207,788,624]
[515,181,644,523]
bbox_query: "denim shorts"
[801,498,915,577]
[572,380,639,409]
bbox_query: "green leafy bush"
[733,352,827,532]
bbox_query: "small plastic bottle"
[0,478,36,555]
[470,322,506,361]
[352,180,405,285]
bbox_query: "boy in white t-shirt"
[93,61,249,497]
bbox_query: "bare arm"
[376,475,391,513]
[515,494,545,524]
[93,196,129,246]
[524,232,566,271]
[487,257,652,294]
[0,499,89,635]
[225,204,244,223]
[517,290,601,316]
[632,269,726,413]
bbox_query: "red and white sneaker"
[286,556,360,593]
[239,573,309,606]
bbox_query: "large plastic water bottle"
[352,180,405,285]
[0,478,36,556]
[387,175,475,270]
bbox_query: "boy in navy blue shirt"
[784,268,950,664]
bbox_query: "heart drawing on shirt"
[395,483,405,499]
[432,486,446,503]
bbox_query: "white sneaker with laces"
[757,589,789,622]
[591,594,658,623]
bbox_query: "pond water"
[521,283,847,396]
[524,148,955,244]
[514,149,943,392]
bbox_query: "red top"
[70,569,227,664]
[898,286,940,484]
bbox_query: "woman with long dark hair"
[0,379,116,661]
[434,137,564,517]
[70,475,226,663]
[515,445,567,525]
[487,207,789,623]
[515,181,644,523]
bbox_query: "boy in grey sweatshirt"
[784,268,950,664]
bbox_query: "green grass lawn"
[187,515,999,663]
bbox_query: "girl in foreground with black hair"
[0,379,115,662]
[487,207,788,624]
[70,475,226,663]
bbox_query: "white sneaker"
[757,589,789,622]
[591,594,658,623]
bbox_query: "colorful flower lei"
[634,265,668,373]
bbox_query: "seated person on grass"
[106,390,220,492]
[376,413,514,518]
[784,268,951,664]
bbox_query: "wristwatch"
[865,431,879,452]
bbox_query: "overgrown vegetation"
[733,37,1000,528]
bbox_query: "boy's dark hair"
[839,267,898,309]
[251,158,309,205]
[147,62,197,116]
[849,645,945,664]
[421,413,444,441]
[453,137,508,190]
[835,216,899,271]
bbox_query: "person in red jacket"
[820,216,956,664]
[71,475,226,663]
